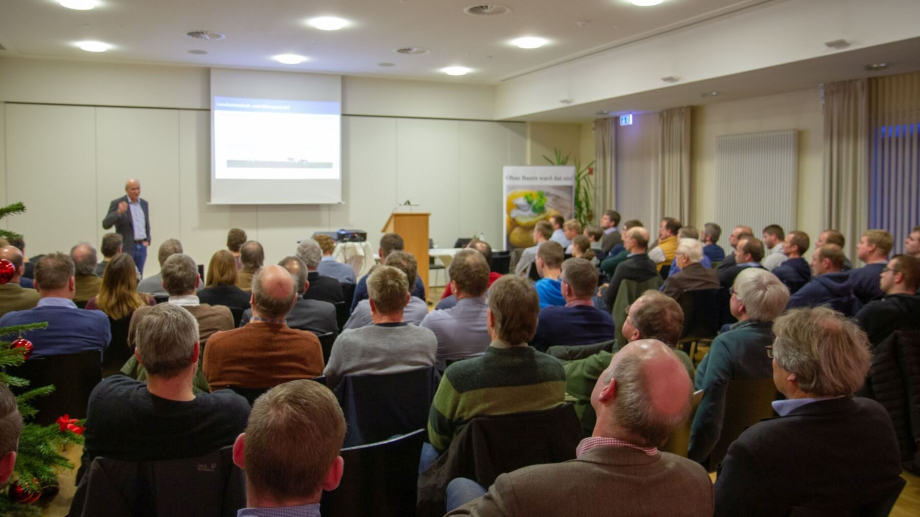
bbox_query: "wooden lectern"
[382,212,430,294]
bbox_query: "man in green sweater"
[424,276,566,459]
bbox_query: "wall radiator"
[714,130,798,252]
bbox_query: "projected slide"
[213,96,341,181]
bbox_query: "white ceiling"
[0,0,775,83]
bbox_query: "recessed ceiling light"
[701,91,720,98]
[77,41,110,52]
[511,37,548,49]
[865,63,889,72]
[188,49,208,55]
[395,47,429,55]
[442,66,472,76]
[596,110,610,116]
[308,17,349,31]
[273,54,307,65]
[631,0,665,6]
[60,0,97,10]
[378,62,396,67]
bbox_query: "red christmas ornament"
[9,479,41,504]
[0,258,15,285]
[11,338,33,360]
[56,414,84,434]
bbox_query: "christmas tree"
[1,202,85,516]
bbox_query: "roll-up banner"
[502,166,576,251]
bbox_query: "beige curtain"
[823,79,869,262]
[593,118,617,214]
[658,107,691,224]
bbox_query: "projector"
[337,229,367,243]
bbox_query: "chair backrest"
[491,252,511,275]
[153,295,169,305]
[660,390,704,457]
[659,264,671,280]
[103,316,134,377]
[69,445,245,517]
[227,386,268,406]
[678,288,723,341]
[454,238,472,249]
[7,350,102,426]
[333,302,349,333]
[786,479,906,517]
[321,429,426,517]
[546,339,618,361]
[708,377,778,470]
[228,307,245,328]
[74,299,89,309]
[316,332,337,364]
[334,367,440,447]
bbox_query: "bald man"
[203,265,325,390]
[102,179,151,276]
[446,340,713,516]
[70,242,103,303]
[0,246,40,317]
[602,226,658,310]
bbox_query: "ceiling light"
[596,110,610,116]
[701,91,720,98]
[631,0,665,6]
[865,63,889,72]
[378,62,396,67]
[512,37,548,49]
[273,54,307,65]
[308,17,349,31]
[661,76,679,83]
[188,50,208,55]
[824,39,850,50]
[442,66,472,76]
[77,41,110,52]
[60,0,97,10]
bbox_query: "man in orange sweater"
[203,265,324,390]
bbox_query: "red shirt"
[440,271,502,299]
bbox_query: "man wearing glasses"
[854,254,920,347]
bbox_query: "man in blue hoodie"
[855,254,920,347]
[787,244,861,316]
[771,230,811,294]
[848,229,892,305]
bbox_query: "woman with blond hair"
[85,253,154,319]
[196,249,251,310]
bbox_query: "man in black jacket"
[716,226,753,271]
[296,239,345,305]
[602,226,657,310]
[714,307,903,517]
[718,236,766,288]
[855,254,920,347]
[771,230,812,294]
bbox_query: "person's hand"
[117,201,128,214]
[597,283,608,297]
[142,241,149,247]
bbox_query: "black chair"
[225,376,326,405]
[491,251,511,275]
[7,350,102,426]
[74,300,89,309]
[320,429,426,517]
[228,307,245,328]
[341,283,356,310]
[103,316,133,377]
[677,288,723,363]
[429,255,447,288]
[316,332,337,365]
[659,264,671,280]
[333,367,440,447]
[333,302,349,333]
[707,377,778,471]
[453,238,473,249]
[545,339,618,361]
[153,295,169,305]
[716,286,737,327]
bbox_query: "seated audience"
[549,215,569,247]
[446,339,712,517]
[534,241,566,308]
[855,254,920,347]
[85,253,155,318]
[226,228,247,271]
[584,225,605,255]
[701,222,725,263]
[562,219,582,253]
[599,210,623,255]
[314,233,357,285]
[600,219,644,277]
[649,217,681,271]
[5,235,34,281]
[761,224,788,271]
[425,276,565,456]
[232,380,345,516]
[236,240,264,293]
[352,233,426,311]
[660,239,719,299]
[95,232,123,277]
[570,235,596,265]
[689,268,790,464]
[128,253,234,350]
[204,265,324,389]
[665,227,711,277]
[905,225,920,259]
[716,226,753,271]
[71,242,102,303]
[346,252,428,329]
[602,226,658,311]
[0,253,110,359]
[0,246,40,317]
[787,244,861,316]
[531,258,615,352]
[514,221,553,277]
[241,256,336,335]
[196,250,252,309]
[0,384,22,485]
[713,307,903,516]
[296,239,344,304]
[325,265,437,387]
[137,238,183,297]
[421,249,491,369]
[564,291,694,430]
[82,304,249,476]
[718,235,765,288]
[849,229,893,304]
[815,229,853,271]
[770,230,811,294]
[439,240,502,305]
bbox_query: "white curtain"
[658,107,692,224]
[593,118,617,215]
[823,79,869,262]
